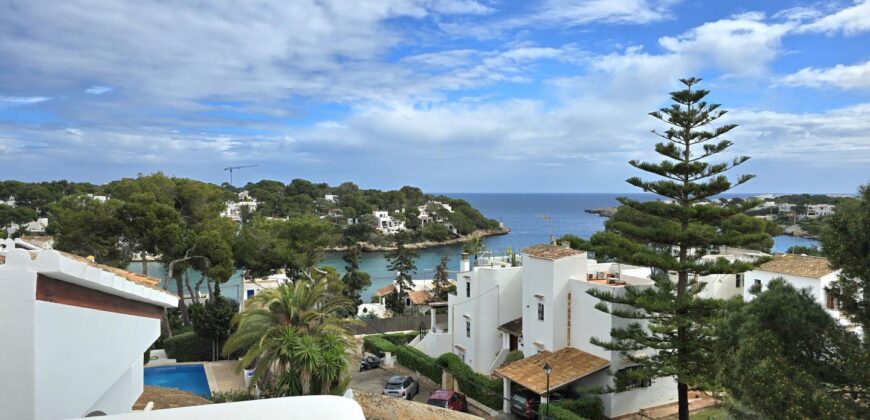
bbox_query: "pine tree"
[821,184,870,338]
[584,78,771,420]
[341,244,372,316]
[385,238,418,312]
[432,256,450,301]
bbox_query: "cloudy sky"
[1,0,869,193]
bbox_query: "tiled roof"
[758,254,836,279]
[58,250,163,289]
[376,284,397,297]
[407,290,433,305]
[498,317,523,336]
[522,244,585,260]
[495,347,609,395]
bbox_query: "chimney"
[460,253,470,272]
[560,241,570,249]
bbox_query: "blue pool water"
[144,364,211,398]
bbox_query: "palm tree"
[222,278,358,396]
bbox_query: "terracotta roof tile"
[376,284,397,297]
[758,254,836,279]
[522,244,585,261]
[407,290,433,305]
[56,251,171,294]
[495,347,609,395]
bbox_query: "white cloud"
[799,0,870,35]
[426,0,493,15]
[778,60,870,89]
[658,12,793,77]
[85,86,113,95]
[535,0,676,26]
[0,96,50,105]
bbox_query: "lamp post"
[543,362,551,419]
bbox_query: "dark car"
[510,389,568,419]
[383,375,419,400]
[359,354,380,371]
[426,390,468,412]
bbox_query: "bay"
[131,193,819,302]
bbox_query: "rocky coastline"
[585,207,618,217]
[325,226,511,252]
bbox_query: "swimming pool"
[144,364,211,398]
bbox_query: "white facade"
[372,210,406,234]
[0,246,178,419]
[417,245,678,418]
[680,247,770,300]
[221,199,258,222]
[324,194,338,203]
[806,203,835,218]
[745,262,853,330]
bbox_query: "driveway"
[349,363,435,404]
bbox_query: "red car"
[426,390,468,412]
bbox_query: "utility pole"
[223,164,258,186]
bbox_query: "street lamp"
[543,362,551,419]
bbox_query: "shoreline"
[325,226,511,252]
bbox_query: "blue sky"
[0,0,868,193]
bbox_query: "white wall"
[747,269,849,327]
[0,250,38,420]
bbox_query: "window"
[619,366,652,389]
[754,279,762,289]
[466,321,471,338]
[537,303,544,321]
[246,289,255,299]
[466,281,471,297]
[826,293,837,310]
[735,273,744,288]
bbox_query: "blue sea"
[132,193,820,302]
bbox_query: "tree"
[821,184,870,337]
[341,245,371,315]
[582,78,771,420]
[222,280,357,396]
[234,215,338,280]
[49,196,130,267]
[0,204,38,234]
[385,238,418,313]
[786,245,823,256]
[462,236,484,258]
[714,279,868,418]
[191,284,238,361]
[432,256,451,301]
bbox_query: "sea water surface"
[133,193,820,302]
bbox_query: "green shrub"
[164,332,212,362]
[211,390,258,403]
[144,348,152,365]
[382,332,418,345]
[502,350,524,367]
[362,335,398,354]
[395,346,440,383]
[540,403,586,420]
[554,395,605,420]
[436,353,502,410]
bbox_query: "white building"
[221,198,258,222]
[7,217,50,236]
[778,203,795,213]
[670,247,770,300]
[372,210,406,234]
[0,242,178,419]
[324,194,338,203]
[416,244,677,418]
[806,204,835,218]
[745,254,857,332]
[240,272,291,311]
[2,195,17,207]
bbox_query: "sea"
[130,193,820,302]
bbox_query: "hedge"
[502,350,524,367]
[553,395,605,420]
[362,332,418,355]
[164,332,213,362]
[395,346,441,383]
[540,403,587,420]
[436,353,502,410]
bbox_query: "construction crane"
[223,164,258,186]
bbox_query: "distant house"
[2,195,16,207]
[778,203,795,213]
[806,204,835,218]
[372,211,406,234]
[221,195,258,222]
[668,246,770,300]
[324,194,338,203]
[745,254,857,332]
[0,242,178,419]
[7,217,50,236]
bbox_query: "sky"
[0,0,869,193]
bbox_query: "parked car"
[510,389,568,419]
[426,390,468,412]
[383,375,419,400]
[359,354,380,371]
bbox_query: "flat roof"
[522,244,584,260]
[495,347,609,395]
